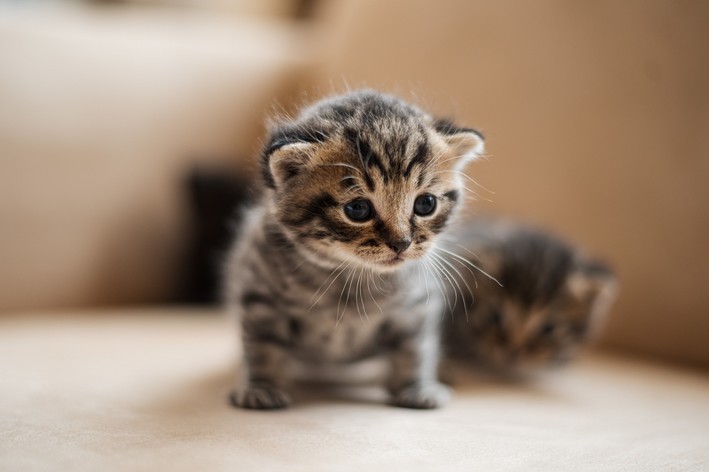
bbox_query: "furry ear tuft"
[434,118,485,169]
[567,260,617,301]
[261,125,328,188]
[567,259,619,336]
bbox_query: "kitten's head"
[261,91,484,271]
[470,233,618,368]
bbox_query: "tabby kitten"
[226,90,483,409]
[442,218,618,369]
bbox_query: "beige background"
[1,1,707,368]
[314,0,709,367]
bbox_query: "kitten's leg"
[387,324,451,409]
[230,340,291,410]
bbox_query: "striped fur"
[226,91,483,409]
[225,91,616,409]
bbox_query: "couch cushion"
[1,308,707,471]
[0,5,315,311]
[317,0,709,368]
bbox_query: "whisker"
[336,266,356,326]
[360,267,370,320]
[428,253,460,311]
[366,268,384,314]
[310,261,349,311]
[432,250,475,321]
[423,256,452,314]
[437,246,502,287]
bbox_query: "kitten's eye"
[344,199,373,222]
[413,194,436,216]
[489,308,503,327]
[539,322,556,336]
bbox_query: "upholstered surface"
[0,5,314,311]
[1,308,708,471]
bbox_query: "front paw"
[391,382,451,409]
[229,384,291,410]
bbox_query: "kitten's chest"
[292,310,385,362]
[282,275,428,362]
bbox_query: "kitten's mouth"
[379,256,405,267]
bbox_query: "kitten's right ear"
[433,118,485,169]
[567,259,619,336]
[567,260,618,303]
[261,125,327,189]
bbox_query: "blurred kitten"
[442,218,618,370]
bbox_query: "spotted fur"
[226,91,484,409]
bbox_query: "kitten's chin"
[370,257,407,273]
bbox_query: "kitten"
[442,218,618,370]
[225,90,484,409]
[224,90,617,410]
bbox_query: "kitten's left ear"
[434,118,485,169]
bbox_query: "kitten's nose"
[388,238,412,255]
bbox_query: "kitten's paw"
[391,382,451,409]
[229,385,291,410]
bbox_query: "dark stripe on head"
[384,140,404,175]
[404,139,430,177]
[343,128,375,191]
[360,238,380,247]
[433,118,484,140]
[344,128,388,186]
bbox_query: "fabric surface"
[1,308,708,471]
[319,0,709,367]
[0,5,313,311]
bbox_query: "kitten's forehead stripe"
[344,127,388,188]
[404,139,430,178]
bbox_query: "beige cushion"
[318,0,709,367]
[2,308,708,470]
[0,5,314,311]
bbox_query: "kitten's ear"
[567,260,619,332]
[434,118,485,169]
[261,125,326,189]
[567,260,618,301]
